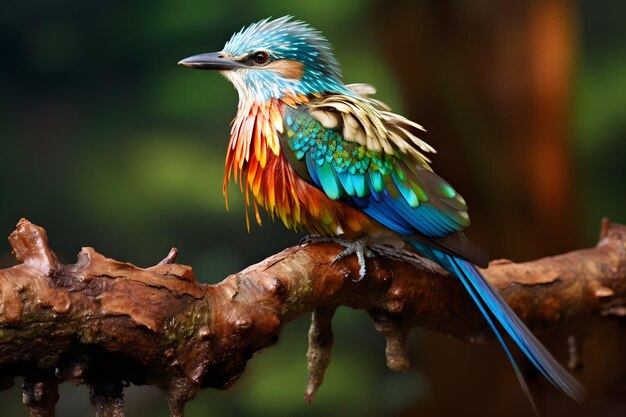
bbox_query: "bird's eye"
[252,51,269,65]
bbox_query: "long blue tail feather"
[447,256,539,415]
[410,242,586,403]
[446,255,585,401]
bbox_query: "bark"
[1,218,625,416]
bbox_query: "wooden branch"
[1,218,625,416]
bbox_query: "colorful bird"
[179,16,585,408]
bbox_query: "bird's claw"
[330,238,374,281]
[300,235,373,281]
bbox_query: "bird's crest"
[224,16,342,81]
[213,16,350,102]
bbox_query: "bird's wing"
[280,89,488,266]
[308,83,435,162]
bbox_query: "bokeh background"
[1,0,625,416]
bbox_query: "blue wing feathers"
[305,153,321,186]
[380,193,448,237]
[307,152,461,238]
[392,171,420,208]
[363,202,414,235]
[419,204,454,235]
[423,204,462,231]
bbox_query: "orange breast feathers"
[223,97,374,237]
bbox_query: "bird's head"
[179,16,349,103]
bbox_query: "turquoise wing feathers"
[281,102,471,236]
[279,94,487,266]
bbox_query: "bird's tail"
[410,242,586,408]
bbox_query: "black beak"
[177,52,244,70]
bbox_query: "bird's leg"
[300,235,374,282]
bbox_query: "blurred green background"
[1,1,625,416]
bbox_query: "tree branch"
[1,218,624,416]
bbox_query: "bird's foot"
[300,235,374,282]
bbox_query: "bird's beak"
[177,52,243,70]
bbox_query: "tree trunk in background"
[372,0,578,261]
[370,3,615,417]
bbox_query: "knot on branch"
[10,218,59,274]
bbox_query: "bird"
[178,16,585,409]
